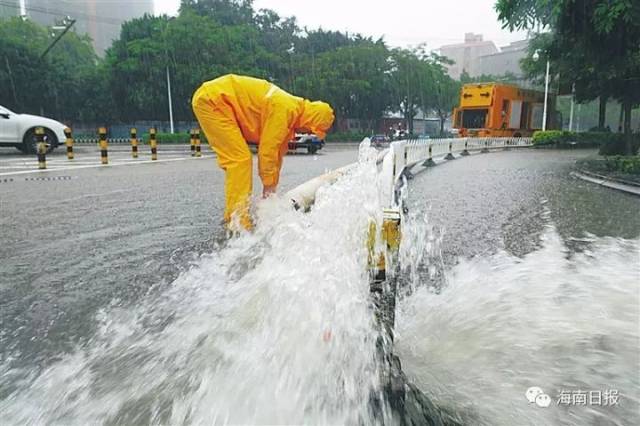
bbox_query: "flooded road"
[1,146,638,425]
[397,149,640,425]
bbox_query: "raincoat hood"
[299,100,335,139]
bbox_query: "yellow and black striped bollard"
[98,127,108,164]
[190,129,196,157]
[461,138,470,156]
[36,127,46,169]
[149,127,158,160]
[64,127,74,160]
[194,129,202,158]
[130,128,138,158]
[423,144,436,167]
[445,141,455,160]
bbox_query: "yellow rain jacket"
[192,74,335,229]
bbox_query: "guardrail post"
[98,127,108,164]
[445,140,456,160]
[504,138,512,151]
[36,127,46,169]
[64,127,74,160]
[149,127,158,160]
[368,208,401,339]
[369,208,404,409]
[461,138,470,156]
[481,139,489,153]
[130,128,138,158]
[190,129,196,157]
[195,129,202,158]
[422,144,436,167]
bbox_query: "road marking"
[0,155,213,177]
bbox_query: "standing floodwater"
[1,147,638,425]
[396,149,640,426]
[1,144,392,424]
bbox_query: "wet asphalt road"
[2,145,639,376]
[405,149,640,272]
[0,144,358,371]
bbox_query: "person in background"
[192,74,334,231]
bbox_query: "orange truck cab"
[453,83,556,137]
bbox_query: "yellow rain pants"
[192,74,335,230]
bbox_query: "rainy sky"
[154,0,528,50]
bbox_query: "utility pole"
[542,59,550,131]
[40,17,76,60]
[166,66,174,134]
[568,83,575,131]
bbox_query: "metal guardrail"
[382,137,533,209]
[74,138,133,144]
[393,137,532,181]
[285,136,534,414]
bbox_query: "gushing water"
[1,143,390,425]
[2,142,639,426]
[396,217,640,425]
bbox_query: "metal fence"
[380,137,533,209]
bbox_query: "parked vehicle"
[371,134,390,147]
[247,133,324,154]
[288,133,324,154]
[0,105,67,153]
[452,82,558,137]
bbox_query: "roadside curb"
[571,170,640,196]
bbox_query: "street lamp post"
[568,83,575,131]
[166,66,174,134]
[164,17,175,134]
[533,50,551,131]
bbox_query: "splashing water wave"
[1,143,393,425]
[396,224,640,426]
[2,141,638,426]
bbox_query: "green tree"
[293,41,392,129]
[496,0,640,154]
[429,63,460,135]
[388,46,446,134]
[0,17,100,122]
[180,0,254,25]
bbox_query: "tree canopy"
[495,0,640,152]
[0,0,459,134]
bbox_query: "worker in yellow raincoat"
[192,74,335,230]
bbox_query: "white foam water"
[1,142,392,425]
[3,140,638,426]
[396,225,640,426]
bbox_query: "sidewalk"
[571,169,640,196]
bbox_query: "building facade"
[476,40,528,78]
[23,0,153,55]
[438,33,498,79]
[0,0,20,18]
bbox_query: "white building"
[438,33,498,79]
[477,40,528,77]
[23,0,153,55]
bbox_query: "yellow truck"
[453,83,556,137]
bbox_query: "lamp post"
[164,18,175,134]
[41,16,76,59]
[166,66,174,134]
[533,50,550,131]
[568,83,575,131]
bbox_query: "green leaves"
[497,0,639,150]
[0,17,99,121]
[1,0,461,131]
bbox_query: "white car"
[0,105,67,153]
